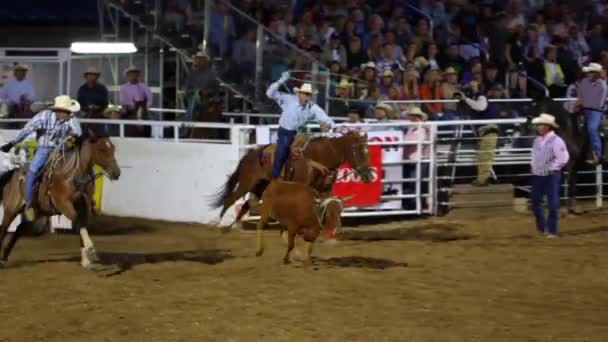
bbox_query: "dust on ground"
[0,207,607,342]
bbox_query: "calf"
[255,180,350,265]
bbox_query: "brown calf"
[255,180,350,265]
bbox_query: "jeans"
[271,127,297,178]
[530,174,561,235]
[584,109,603,158]
[25,146,53,205]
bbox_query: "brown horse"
[0,130,121,270]
[212,131,372,226]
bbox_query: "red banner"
[332,145,382,206]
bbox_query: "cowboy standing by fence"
[577,63,607,165]
[0,95,82,221]
[530,113,570,239]
[266,72,335,179]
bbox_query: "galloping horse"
[0,129,121,269]
[212,130,373,225]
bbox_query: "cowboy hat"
[337,78,353,89]
[13,63,29,71]
[124,65,141,74]
[382,69,394,77]
[532,113,559,128]
[582,62,603,73]
[361,61,377,70]
[49,95,80,113]
[83,67,100,76]
[374,102,393,114]
[104,104,123,114]
[294,83,314,95]
[443,66,457,75]
[406,106,428,120]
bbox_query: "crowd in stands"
[172,0,608,121]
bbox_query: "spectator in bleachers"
[588,23,608,56]
[567,25,591,62]
[209,1,236,57]
[482,62,502,91]
[363,86,387,117]
[411,18,432,50]
[384,31,404,61]
[357,62,378,97]
[322,34,348,70]
[402,68,420,101]
[419,68,443,119]
[0,64,35,118]
[488,13,510,67]
[543,45,567,97]
[346,105,363,124]
[163,0,192,33]
[346,36,368,71]
[554,37,579,86]
[231,30,256,84]
[441,67,460,120]
[119,66,152,119]
[363,14,385,48]
[394,16,411,47]
[423,43,440,71]
[77,67,109,118]
[366,34,384,62]
[379,69,395,96]
[439,43,466,75]
[373,102,393,123]
[525,24,550,59]
[563,70,585,114]
[329,78,352,118]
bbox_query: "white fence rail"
[0,116,603,223]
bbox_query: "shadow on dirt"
[339,224,474,242]
[314,256,408,269]
[9,249,234,276]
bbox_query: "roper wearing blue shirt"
[266,72,335,179]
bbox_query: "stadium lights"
[70,42,137,54]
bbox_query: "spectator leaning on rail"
[455,80,499,187]
[76,67,109,118]
[119,65,153,120]
[577,63,608,165]
[0,95,82,221]
[402,106,430,210]
[266,72,335,179]
[530,113,570,239]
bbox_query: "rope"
[45,141,80,182]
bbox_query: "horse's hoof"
[255,249,264,257]
[220,226,232,234]
[83,247,100,263]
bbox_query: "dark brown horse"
[212,131,372,226]
[0,130,121,270]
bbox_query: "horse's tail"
[0,170,16,204]
[210,148,261,210]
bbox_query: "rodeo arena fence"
[0,97,606,231]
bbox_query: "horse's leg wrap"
[80,228,99,266]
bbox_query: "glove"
[279,71,290,84]
[0,142,14,153]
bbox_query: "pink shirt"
[403,124,430,160]
[532,131,570,176]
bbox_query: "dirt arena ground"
[0,206,607,342]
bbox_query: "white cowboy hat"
[382,69,394,77]
[83,67,101,76]
[13,63,29,71]
[582,62,603,73]
[124,65,141,74]
[361,61,377,70]
[443,66,457,75]
[374,102,393,114]
[49,95,80,113]
[293,83,314,95]
[104,104,123,114]
[406,106,428,120]
[532,113,559,128]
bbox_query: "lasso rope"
[45,141,80,181]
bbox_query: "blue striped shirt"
[12,110,82,147]
[531,131,570,176]
[266,81,335,131]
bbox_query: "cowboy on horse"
[0,95,82,221]
[266,71,336,179]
